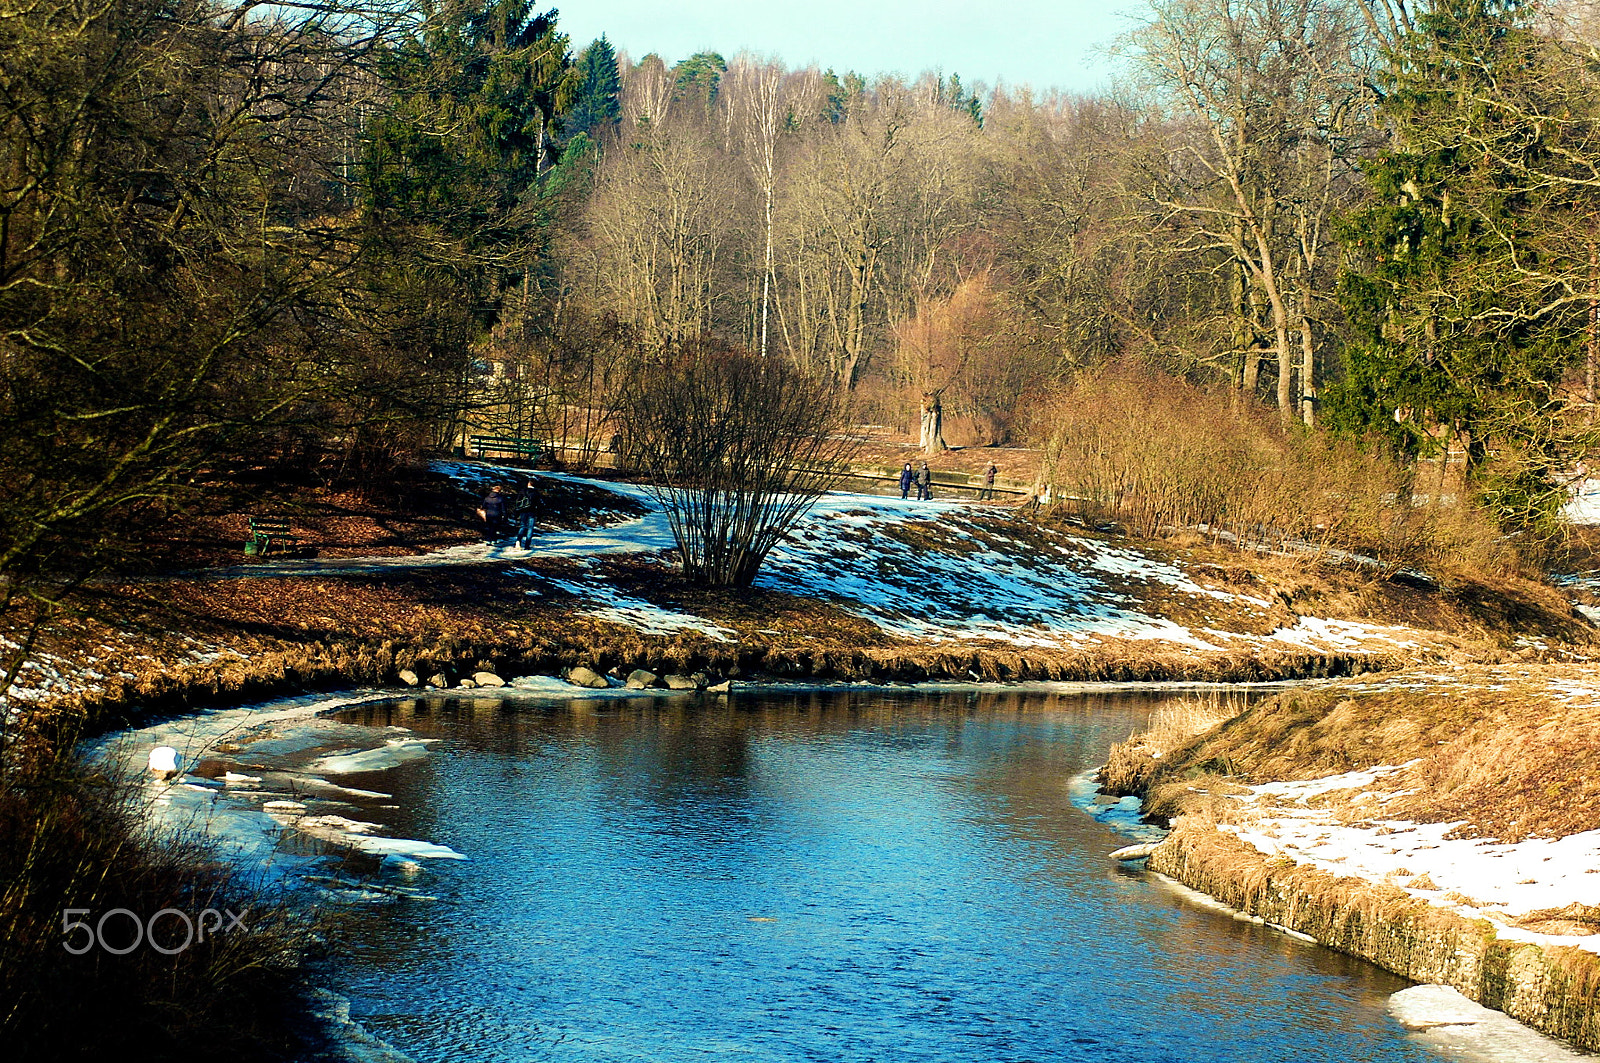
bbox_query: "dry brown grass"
[1107,667,1600,842]
[1100,691,1251,794]
[1038,362,1520,577]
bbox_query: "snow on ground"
[1216,766,1600,956]
[423,463,1428,654]
[1565,480,1600,526]
[542,569,736,642]
[1261,616,1419,651]
[754,497,1229,650]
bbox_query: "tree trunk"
[920,393,947,454]
[1298,304,1316,427]
[1589,243,1597,423]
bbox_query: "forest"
[5,0,1600,611]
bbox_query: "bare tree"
[724,56,791,357]
[621,342,860,586]
[1128,0,1374,422]
[774,84,982,387]
[581,120,741,346]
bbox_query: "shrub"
[1038,361,1513,573]
[620,340,861,586]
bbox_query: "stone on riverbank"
[398,669,420,687]
[567,666,608,689]
[663,674,698,690]
[473,671,505,688]
[625,669,659,689]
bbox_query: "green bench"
[243,517,307,558]
[468,435,543,462]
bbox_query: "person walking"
[916,461,932,501]
[980,462,998,501]
[480,485,507,540]
[512,477,540,548]
[898,462,914,499]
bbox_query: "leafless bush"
[1038,362,1512,573]
[621,341,861,586]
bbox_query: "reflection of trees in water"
[332,687,1265,851]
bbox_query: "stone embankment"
[1143,821,1600,1051]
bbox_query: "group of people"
[897,461,1000,501]
[479,479,540,548]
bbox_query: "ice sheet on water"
[1067,771,1168,843]
[1390,985,1593,1062]
[310,739,436,774]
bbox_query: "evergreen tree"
[941,73,983,127]
[1327,0,1586,534]
[671,51,727,112]
[816,69,865,124]
[366,0,574,222]
[567,35,622,136]
[363,0,577,321]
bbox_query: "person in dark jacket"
[980,462,998,501]
[898,462,914,499]
[916,462,932,501]
[480,485,508,540]
[512,478,539,548]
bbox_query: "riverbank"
[1102,671,1600,1053]
[9,462,1590,742]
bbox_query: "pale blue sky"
[553,1,1143,96]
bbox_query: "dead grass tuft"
[1110,666,1600,843]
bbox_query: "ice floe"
[1390,985,1591,1061]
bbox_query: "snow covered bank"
[1111,671,1600,1055]
[1220,767,1600,957]
[418,465,1443,659]
[1146,814,1600,1054]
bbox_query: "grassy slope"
[1105,667,1600,844]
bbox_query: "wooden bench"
[468,435,543,462]
[243,517,307,558]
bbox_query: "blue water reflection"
[318,689,1436,1063]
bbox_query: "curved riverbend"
[169,686,1465,1063]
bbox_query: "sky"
[553,0,1145,97]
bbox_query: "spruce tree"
[363,0,577,323]
[567,35,622,136]
[671,51,727,112]
[1328,0,1584,535]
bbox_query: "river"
[140,684,1462,1063]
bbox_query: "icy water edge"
[114,685,1564,1062]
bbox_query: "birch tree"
[724,56,792,357]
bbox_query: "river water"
[205,686,1460,1063]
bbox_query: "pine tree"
[1327,0,1585,534]
[671,51,727,112]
